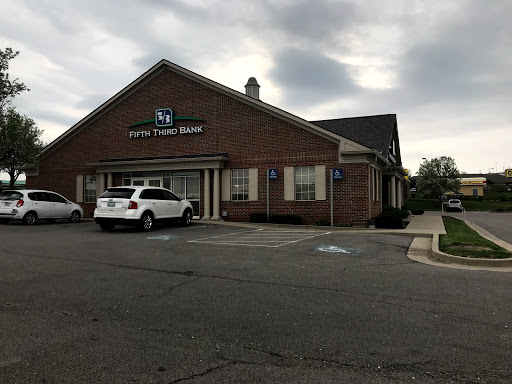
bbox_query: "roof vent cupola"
[244,77,260,99]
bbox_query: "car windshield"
[99,188,136,199]
[0,191,23,201]
[449,200,460,204]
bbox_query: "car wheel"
[181,209,192,226]
[138,212,154,231]
[46,219,57,224]
[68,210,81,223]
[22,211,37,225]
[0,219,10,224]
[100,222,115,231]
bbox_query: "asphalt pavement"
[0,220,511,383]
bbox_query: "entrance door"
[171,174,200,217]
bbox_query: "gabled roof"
[311,114,397,157]
[39,60,370,158]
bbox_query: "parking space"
[1,220,512,383]
[188,228,331,247]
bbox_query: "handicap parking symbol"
[316,245,361,254]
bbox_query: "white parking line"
[188,229,331,248]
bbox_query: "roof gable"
[40,60,367,158]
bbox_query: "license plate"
[3,202,10,207]
[107,202,115,207]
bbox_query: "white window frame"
[231,169,249,201]
[294,166,316,201]
[84,175,97,203]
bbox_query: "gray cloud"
[1,0,512,176]
[270,48,359,107]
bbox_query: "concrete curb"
[431,233,512,267]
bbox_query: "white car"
[94,186,194,231]
[0,190,83,225]
[447,199,463,212]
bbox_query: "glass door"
[170,173,200,218]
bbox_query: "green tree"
[0,108,43,188]
[1,48,29,111]
[417,156,460,200]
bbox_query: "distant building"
[410,173,511,197]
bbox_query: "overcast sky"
[1,0,511,181]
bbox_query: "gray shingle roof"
[310,114,397,157]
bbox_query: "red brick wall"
[27,67,380,225]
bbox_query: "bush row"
[250,213,303,225]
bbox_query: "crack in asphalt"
[132,276,203,299]
[167,361,234,383]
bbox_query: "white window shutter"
[221,169,231,201]
[315,165,326,200]
[248,168,258,201]
[284,167,294,201]
[76,175,84,203]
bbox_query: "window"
[84,175,97,203]
[47,192,66,203]
[161,190,180,201]
[232,169,249,201]
[295,166,315,201]
[99,188,135,199]
[140,189,164,200]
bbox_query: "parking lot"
[1,220,511,383]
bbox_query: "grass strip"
[439,216,512,259]
[404,198,512,212]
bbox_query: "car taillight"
[128,201,138,209]
[16,199,24,208]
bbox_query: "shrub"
[250,212,267,223]
[250,213,304,225]
[269,214,303,225]
[314,219,331,226]
[411,209,424,215]
[374,210,403,229]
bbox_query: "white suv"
[94,186,194,231]
[0,190,83,225]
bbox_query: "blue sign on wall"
[155,108,175,127]
[269,169,278,179]
[333,169,343,180]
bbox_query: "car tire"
[100,222,115,231]
[46,219,57,224]
[22,211,37,225]
[138,212,154,231]
[181,209,192,226]
[68,210,81,223]
[0,219,10,224]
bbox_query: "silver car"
[93,186,194,231]
[0,190,84,225]
[447,199,463,212]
